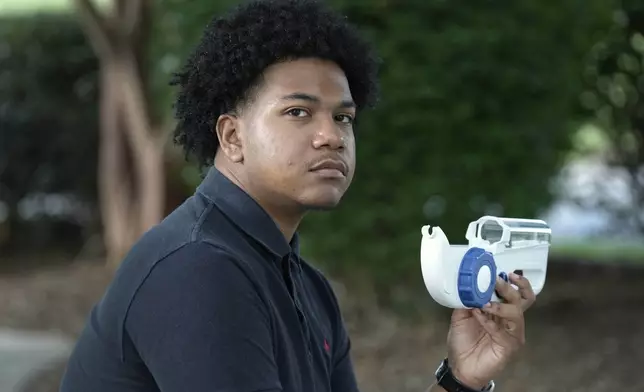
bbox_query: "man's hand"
[445,272,535,389]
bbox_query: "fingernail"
[510,272,521,279]
[484,303,492,308]
[498,272,508,282]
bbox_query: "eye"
[335,114,354,124]
[286,108,309,118]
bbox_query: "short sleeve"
[124,242,282,392]
[330,331,360,392]
[310,270,360,392]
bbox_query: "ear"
[214,114,244,163]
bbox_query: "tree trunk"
[74,0,166,268]
[98,62,132,265]
[117,51,166,235]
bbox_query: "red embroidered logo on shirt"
[323,339,330,352]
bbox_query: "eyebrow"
[280,92,356,109]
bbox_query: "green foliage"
[147,0,616,286]
[0,13,99,253]
[0,13,99,205]
[147,0,241,128]
[298,0,616,284]
[577,0,644,233]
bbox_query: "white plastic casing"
[420,216,551,309]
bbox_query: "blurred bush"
[577,1,644,234]
[144,0,617,290]
[0,1,626,289]
[300,0,617,286]
[0,13,99,254]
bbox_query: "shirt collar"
[196,166,300,260]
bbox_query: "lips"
[309,158,348,177]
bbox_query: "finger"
[509,273,536,310]
[494,276,521,305]
[481,303,525,340]
[481,302,523,330]
[482,302,522,321]
[472,308,500,335]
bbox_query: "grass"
[0,0,109,15]
[0,0,73,14]
[550,240,644,265]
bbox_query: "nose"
[312,117,345,150]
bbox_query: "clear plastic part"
[473,217,551,250]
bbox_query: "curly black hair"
[170,0,381,168]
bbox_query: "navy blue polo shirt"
[60,167,359,392]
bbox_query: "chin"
[298,190,345,211]
[305,199,342,211]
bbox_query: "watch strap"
[434,358,495,392]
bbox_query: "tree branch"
[123,0,145,38]
[116,54,154,152]
[157,124,175,150]
[73,0,113,58]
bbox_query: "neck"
[214,162,304,243]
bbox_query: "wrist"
[450,368,490,391]
[434,358,495,392]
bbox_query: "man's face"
[218,58,356,211]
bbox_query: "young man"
[60,0,536,391]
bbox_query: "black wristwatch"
[434,358,495,392]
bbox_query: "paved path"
[0,329,73,392]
